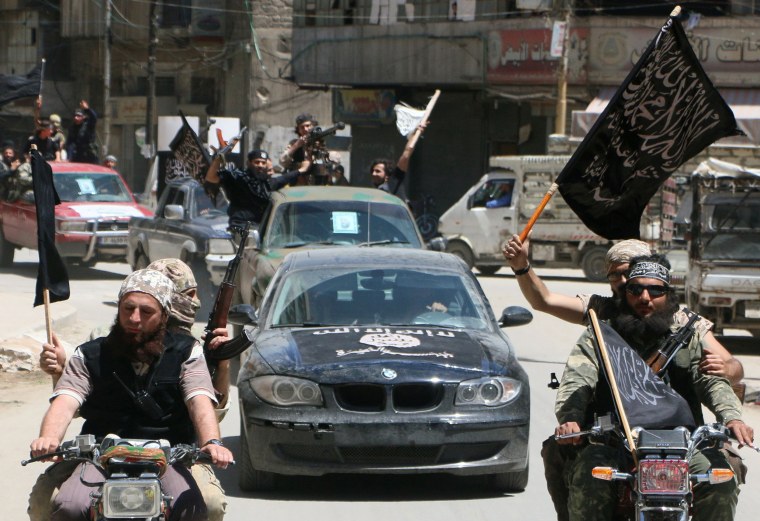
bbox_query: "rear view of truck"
[686,159,760,336]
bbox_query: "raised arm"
[503,233,586,324]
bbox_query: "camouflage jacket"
[555,317,742,428]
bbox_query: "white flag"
[394,102,425,137]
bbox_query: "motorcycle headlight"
[208,238,235,255]
[455,377,521,406]
[57,219,88,232]
[249,375,323,406]
[102,480,162,518]
[638,459,689,494]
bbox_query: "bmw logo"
[381,368,397,380]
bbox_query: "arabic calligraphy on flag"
[556,16,741,240]
[595,322,695,430]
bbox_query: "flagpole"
[405,89,440,151]
[589,309,637,464]
[519,182,558,242]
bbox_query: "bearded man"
[553,255,754,521]
[29,269,233,521]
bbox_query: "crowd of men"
[19,105,756,521]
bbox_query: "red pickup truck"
[0,162,152,268]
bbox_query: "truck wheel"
[0,230,15,267]
[447,241,474,269]
[581,246,608,282]
[134,251,150,270]
[476,265,500,276]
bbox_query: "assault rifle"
[213,126,248,158]
[203,222,249,359]
[646,311,700,377]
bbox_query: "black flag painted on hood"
[556,15,742,240]
[594,321,695,431]
[0,63,42,107]
[31,150,69,306]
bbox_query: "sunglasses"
[626,283,669,298]
[606,270,627,282]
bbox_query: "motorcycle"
[569,420,736,520]
[23,434,213,520]
[408,193,439,241]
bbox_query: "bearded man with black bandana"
[553,255,755,521]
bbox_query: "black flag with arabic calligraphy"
[594,321,695,430]
[168,112,211,183]
[556,15,742,240]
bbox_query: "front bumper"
[205,253,236,286]
[239,383,530,477]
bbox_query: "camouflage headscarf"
[147,258,200,327]
[605,239,652,273]
[118,269,174,311]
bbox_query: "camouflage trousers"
[542,434,744,521]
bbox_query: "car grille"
[86,219,129,232]
[277,442,506,467]
[334,383,444,412]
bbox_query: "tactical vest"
[78,331,197,444]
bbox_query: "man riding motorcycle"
[29,269,233,520]
[553,255,754,521]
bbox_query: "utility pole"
[145,0,159,159]
[103,0,112,157]
[555,1,572,135]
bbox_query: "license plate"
[745,301,760,319]
[99,236,128,245]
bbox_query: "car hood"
[58,202,150,218]
[245,326,517,384]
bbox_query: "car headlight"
[208,238,235,255]
[455,377,521,406]
[103,480,161,518]
[57,219,88,232]
[249,375,323,406]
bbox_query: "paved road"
[1,253,758,520]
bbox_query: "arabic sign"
[589,26,760,85]
[487,28,589,84]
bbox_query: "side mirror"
[164,204,184,220]
[498,306,533,328]
[466,194,474,210]
[228,303,257,327]
[427,236,447,252]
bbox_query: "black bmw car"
[236,247,532,492]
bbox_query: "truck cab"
[686,159,760,336]
[438,155,612,281]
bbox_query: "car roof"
[270,186,409,206]
[50,162,117,174]
[282,247,465,272]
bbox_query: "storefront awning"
[570,87,760,146]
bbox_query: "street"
[1,249,759,520]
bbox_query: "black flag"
[557,15,742,240]
[31,150,70,307]
[594,321,695,430]
[168,112,211,184]
[0,64,42,107]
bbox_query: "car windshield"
[268,266,492,330]
[702,233,760,260]
[53,172,133,203]
[193,184,228,217]
[264,200,422,249]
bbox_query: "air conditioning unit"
[516,0,553,10]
